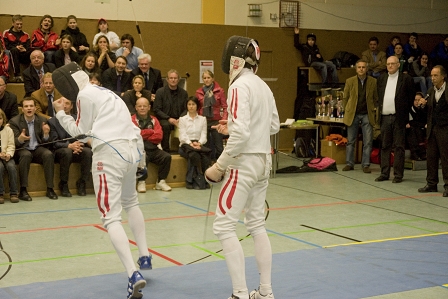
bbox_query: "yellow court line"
[324,231,448,248]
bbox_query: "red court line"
[94,225,183,266]
[0,212,214,235]
[268,194,440,211]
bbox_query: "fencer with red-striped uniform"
[52,62,151,299]
[205,36,280,299]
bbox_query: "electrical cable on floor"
[0,240,13,281]
[186,200,270,265]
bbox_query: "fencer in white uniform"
[52,62,151,299]
[205,36,280,299]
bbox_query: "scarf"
[202,83,216,118]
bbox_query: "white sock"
[221,236,248,297]
[107,222,136,277]
[253,233,273,294]
[126,206,150,257]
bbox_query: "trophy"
[316,96,323,118]
[323,95,331,119]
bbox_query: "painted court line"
[324,231,448,248]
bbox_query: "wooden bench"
[1,155,188,199]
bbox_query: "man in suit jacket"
[342,59,378,173]
[22,50,56,97]
[375,56,415,183]
[0,76,19,120]
[418,65,448,197]
[153,69,188,152]
[48,97,92,197]
[101,56,132,97]
[9,97,57,201]
[30,72,63,119]
[131,53,164,101]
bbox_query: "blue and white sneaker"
[137,254,152,270]
[127,271,146,299]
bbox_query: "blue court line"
[0,201,170,217]
[175,200,322,248]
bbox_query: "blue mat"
[1,235,448,299]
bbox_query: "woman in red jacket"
[31,15,59,63]
[195,70,227,161]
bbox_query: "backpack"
[333,51,360,67]
[294,137,316,158]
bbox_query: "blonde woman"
[0,109,18,203]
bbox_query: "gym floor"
[0,155,447,299]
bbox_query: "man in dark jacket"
[22,50,56,97]
[130,53,164,100]
[294,27,338,86]
[153,69,188,152]
[48,97,92,197]
[418,65,448,197]
[0,76,19,120]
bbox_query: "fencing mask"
[52,62,89,103]
[221,36,260,84]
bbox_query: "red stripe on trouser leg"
[219,169,235,215]
[97,174,106,217]
[226,169,238,209]
[102,173,110,213]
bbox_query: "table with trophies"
[306,88,346,139]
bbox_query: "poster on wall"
[199,60,214,83]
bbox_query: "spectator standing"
[342,59,378,173]
[195,70,227,161]
[375,56,415,183]
[418,65,448,197]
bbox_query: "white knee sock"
[126,206,150,257]
[107,222,136,277]
[253,233,273,295]
[221,236,248,297]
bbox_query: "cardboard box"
[320,140,346,164]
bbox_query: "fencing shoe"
[250,289,275,299]
[137,181,146,193]
[137,254,152,270]
[127,271,145,299]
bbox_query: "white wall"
[2,0,447,34]
[225,0,448,34]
